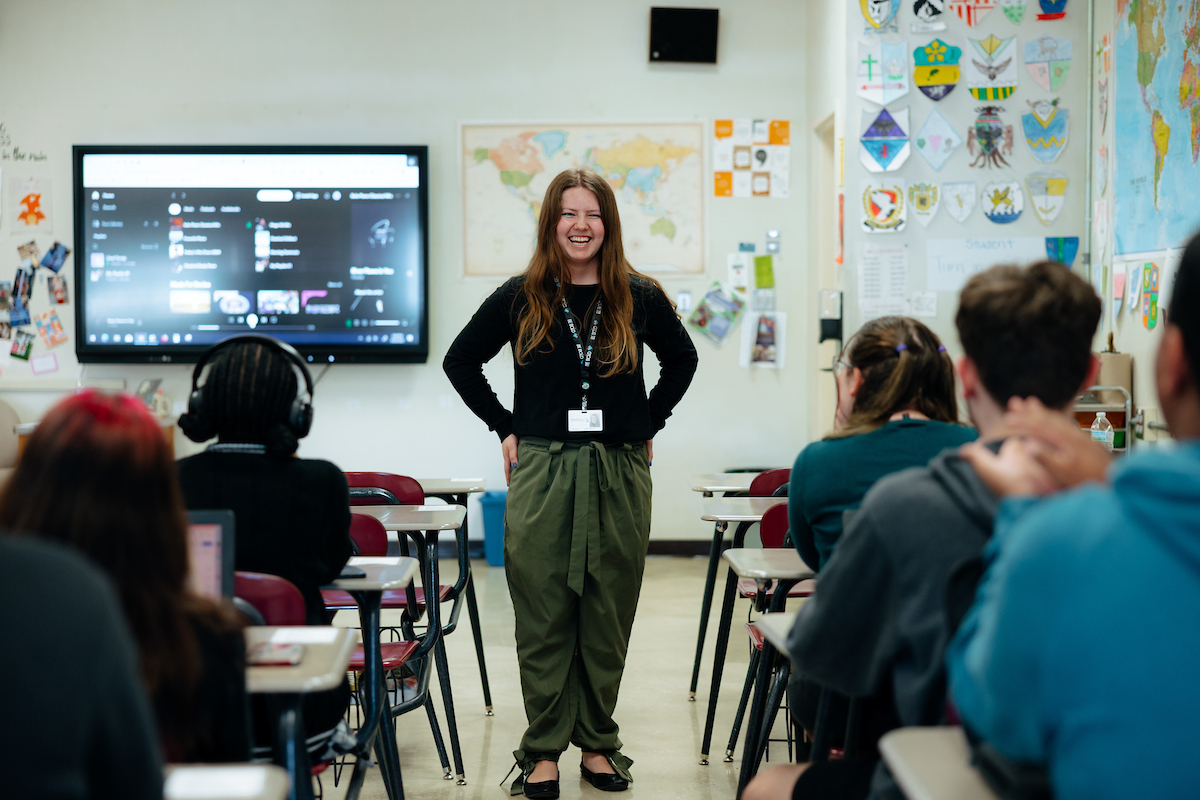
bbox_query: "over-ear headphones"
[178,334,314,444]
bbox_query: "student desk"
[750,610,797,660]
[879,727,1000,800]
[687,475,766,702]
[324,556,422,800]
[244,626,356,800]
[412,479,493,715]
[165,764,289,800]
[343,505,470,786]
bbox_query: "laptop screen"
[186,509,236,599]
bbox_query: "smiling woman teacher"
[445,168,698,798]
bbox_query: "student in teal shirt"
[789,316,976,569]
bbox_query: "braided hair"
[206,342,301,456]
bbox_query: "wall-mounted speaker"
[649,7,719,64]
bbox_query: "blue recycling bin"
[478,490,507,567]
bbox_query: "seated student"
[947,236,1200,800]
[0,535,163,800]
[0,390,250,763]
[789,316,975,570]
[748,262,1102,800]
[176,335,353,756]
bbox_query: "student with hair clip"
[0,389,249,763]
[445,168,697,797]
[176,335,354,759]
[789,316,975,571]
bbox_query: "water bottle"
[1090,411,1115,452]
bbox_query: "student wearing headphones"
[177,334,353,757]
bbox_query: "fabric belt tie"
[545,439,629,596]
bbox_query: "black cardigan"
[443,275,698,443]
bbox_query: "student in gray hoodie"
[744,261,1101,800]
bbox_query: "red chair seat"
[746,622,765,651]
[737,578,816,599]
[348,640,419,671]
[322,584,453,612]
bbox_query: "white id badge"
[567,409,604,432]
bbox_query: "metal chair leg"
[725,647,761,762]
[463,571,494,714]
[423,694,452,780]
[432,636,466,784]
[751,660,792,776]
[700,566,739,764]
[689,520,727,699]
[736,641,777,798]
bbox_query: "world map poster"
[1114,0,1200,254]
[462,124,704,275]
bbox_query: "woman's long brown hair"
[0,390,240,756]
[514,168,670,377]
[827,316,960,438]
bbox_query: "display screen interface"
[74,147,428,363]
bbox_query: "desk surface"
[165,764,288,800]
[723,548,814,580]
[879,727,1000,800]
[328,556,419,591]
[244,626,355,695]
[689,473,757,493]
[752,611,798,658]
[351,504,466,531]
[416,477,487,495]
[701,497,785,522]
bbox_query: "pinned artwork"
[1037,0,1067,20]
[1045,236,1079,267]
[1094,199,1109,262]
[964,34,1018,100]
[913,39,962,100]
[998,0,1027,24]
[11,329,34,360]
[861,178,908,233]
[1142,262,1160,329]
[967,106,1014,168]
[10,176,53,234]
[913,0,946,28]
[34,309,68,349]
[949,0,995,26]
[39,242,71,273]
[1098,79,1109,134]
[857,40,910,105]
[1022,99,1069,162]
[860,108,911,172]
[1025,169,1068,226]
[1024,35,1072,91]
[861,0,900,31]
[909,182,941,227]
[981,180,1024,224]
[1097,144,1109,196]
[943,181,977,222]
[914,109,963,170]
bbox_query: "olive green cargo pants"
[504,437,652,765]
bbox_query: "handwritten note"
[925,237,1046,292]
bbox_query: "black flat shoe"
[580,764,630,792]
[523,778,560,799]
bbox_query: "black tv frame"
[72,144,430,365]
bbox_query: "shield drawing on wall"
[967,105,1014,168]
[1023,99,1069,162]
[914,108,963,170]
[913,39,961,100]
[909,182,941,227]
[949,0,995,26]
[858,40,910,105]
[861,178,907,233]
[1037,0,1068,20]
[861,0,899,30]
[860,107,911,172]
[943,181,977,222]
[981,181,1023,224]
[1046,236,1080,268]
[914,0,946,23]
[964,34,1018,100]
[998,0,1027,23]
[1024,35,1072,91]
[1025,169,1068,226]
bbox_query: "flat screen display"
[73,145,429,363]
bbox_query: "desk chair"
[726,503,815,765]
[343,471,472,785]
[690,468,791,700]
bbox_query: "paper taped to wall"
[926,237,1046,291]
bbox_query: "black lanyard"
[555,280,602,410]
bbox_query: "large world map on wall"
[1114,0,1200,254]
[461,124,704,275]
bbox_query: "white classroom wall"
[0,1,826,541]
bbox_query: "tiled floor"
[323,555,783,800]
